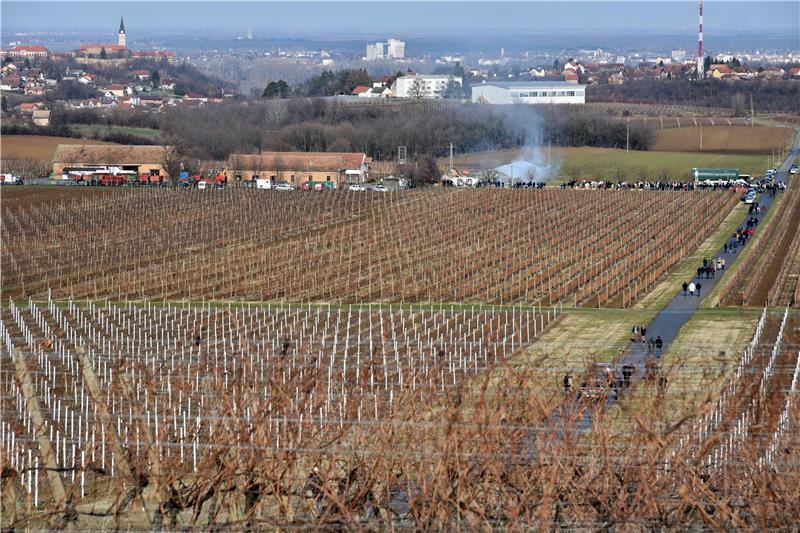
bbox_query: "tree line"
[158,99,651,162]
[588,78,800,114]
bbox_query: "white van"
[256,178,273,190]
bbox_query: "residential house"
[102,84,129,98]
[32,109,51,126]
[709,65,733,79]
[351,85,372,97]
[78,73,97,85]
[17,102,40,114]
[371,86,392,98]
[132,70,150,81]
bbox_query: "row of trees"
[588,78,800,114]
[159,99,652,162]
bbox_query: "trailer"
[691,167,740,184]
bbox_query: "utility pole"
[626,121,630,153]
[548,140,551,167]
[750,94,754,127]
[449,142,453,172]
[700,124,703,150]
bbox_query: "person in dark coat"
[682,282,688,296]
[655,336,663,356]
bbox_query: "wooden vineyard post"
[76,347,135,491]
[11,348,66,506]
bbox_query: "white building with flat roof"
[366,38,405,60]
[471,81,585,105]
[366,42,384,60]
[387,39,405,59]
[392,74,461,99]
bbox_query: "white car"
[790,165,798,175]
[274,182,293,191]
[349,184,366,192]
[372,184,390,193]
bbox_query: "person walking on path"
[688,282,695,296]
[563,372,573,395]
[696,282,702,297]
[682,282,688,296]
[655,336,663,357]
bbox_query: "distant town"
[1,17,799,127]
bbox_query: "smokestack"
[697,0,704,79]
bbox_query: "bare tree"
[161,145,183,181]
[408,78,426,100]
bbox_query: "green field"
[449,145,769,182]
[555,146,767,182]
[72,124,162,141]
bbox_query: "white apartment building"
[671,49,687,63]
[366,38,405,60]
[391,75,462,99]
[387,38,405,59]
[366,42,384,61]
[471,82,585,105]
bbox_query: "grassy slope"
[491,308,657,412]
[606,308,760,434]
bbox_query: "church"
[79,18,128,56]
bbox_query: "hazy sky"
[2,1,799,34]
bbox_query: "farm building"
[52,145,171,179]
[224,152,371,186]
[471,81,585,105]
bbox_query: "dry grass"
[651,126,795,154]
[1,135,114,162]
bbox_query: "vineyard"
[4,182,800,528]
[719,178,800,307]
[2,298,799,529]
[1,188,738,307]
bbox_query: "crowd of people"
[560,180,749,191]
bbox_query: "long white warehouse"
[472,81,585,104]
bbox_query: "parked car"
[372,184,390,193]
[790,165,798,175]
[1,173,22,185]
[349,184,366,192]
[274,182,293,191]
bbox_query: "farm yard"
[2,130,800,529]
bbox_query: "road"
[572,127,800,429]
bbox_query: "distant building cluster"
[366,39,405,60]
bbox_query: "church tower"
[118,17,126,47]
